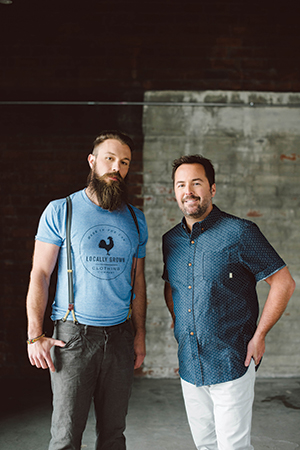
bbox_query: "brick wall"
[1,0,300,100]
[0,105,143,378]
[1,0,300,377]
[143,90,300,378]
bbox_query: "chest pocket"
[202,249,231,284]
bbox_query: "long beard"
[87,170,128,211]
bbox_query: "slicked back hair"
[172,154,215,188]
[92,130,134,155]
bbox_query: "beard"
[87,169,128,211]
[180,194,212,219]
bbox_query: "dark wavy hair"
[172,154,215,187]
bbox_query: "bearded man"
[26,130,148,450]
[162,154,295,450]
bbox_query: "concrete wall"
[142,90,300,378]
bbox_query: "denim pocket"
[53,321,82,350]
[62,332,81,349]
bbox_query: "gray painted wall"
[142,90,300,378]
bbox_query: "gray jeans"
[49,319,135,450]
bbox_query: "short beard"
[185,204,210,218]
[87,170,128,211]
[181,194,212,219]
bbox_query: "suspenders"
[62,196,77,323]
[62,196,140,324]
[126,204,140,319]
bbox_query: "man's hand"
[244,334,265,367]
[27,336,65,373]
[245,266,295,368]
[26,241,61,372]
[133,332,146,369]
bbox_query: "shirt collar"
[181,205,222,236]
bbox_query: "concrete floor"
[0,376,299,450]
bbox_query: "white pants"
[181,360,256,450]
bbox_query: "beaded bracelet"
[26,333,45,345]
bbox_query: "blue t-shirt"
[36,189,148,326]
[162,205,286,387]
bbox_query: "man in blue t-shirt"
[26,130,148,450]
[162,154,295,450]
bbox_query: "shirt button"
[188,285,192,289]
[190,332,194,336]
[191,240,195,244]
[188,263,192,267]
[188,309,191,312]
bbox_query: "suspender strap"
[126,204,140,319]
[62,196,78,324]
[62,198,140,323]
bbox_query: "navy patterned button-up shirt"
[162,205,285,387]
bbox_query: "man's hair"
[172,154,215,187]
[92,130,134,155]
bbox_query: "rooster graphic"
[99,236,114,255]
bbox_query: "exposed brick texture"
[0,0,300,99]
[0,0,300,377]
[143,90,300,378]
[0,106,144,378]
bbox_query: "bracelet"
[26,333,45,345]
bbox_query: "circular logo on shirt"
[80,225,132,279]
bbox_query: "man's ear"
[211,183,216,198]
[87,153,95,169]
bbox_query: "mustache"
[102,171,123,182]
[182,195,200,202]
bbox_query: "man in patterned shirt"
[162,154,295,450]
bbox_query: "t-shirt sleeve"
[35,200,66,247]
[239,222,286,282]
[136,209,148,259]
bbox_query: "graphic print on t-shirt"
[99,236,114,255]
[80,224,132,280]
